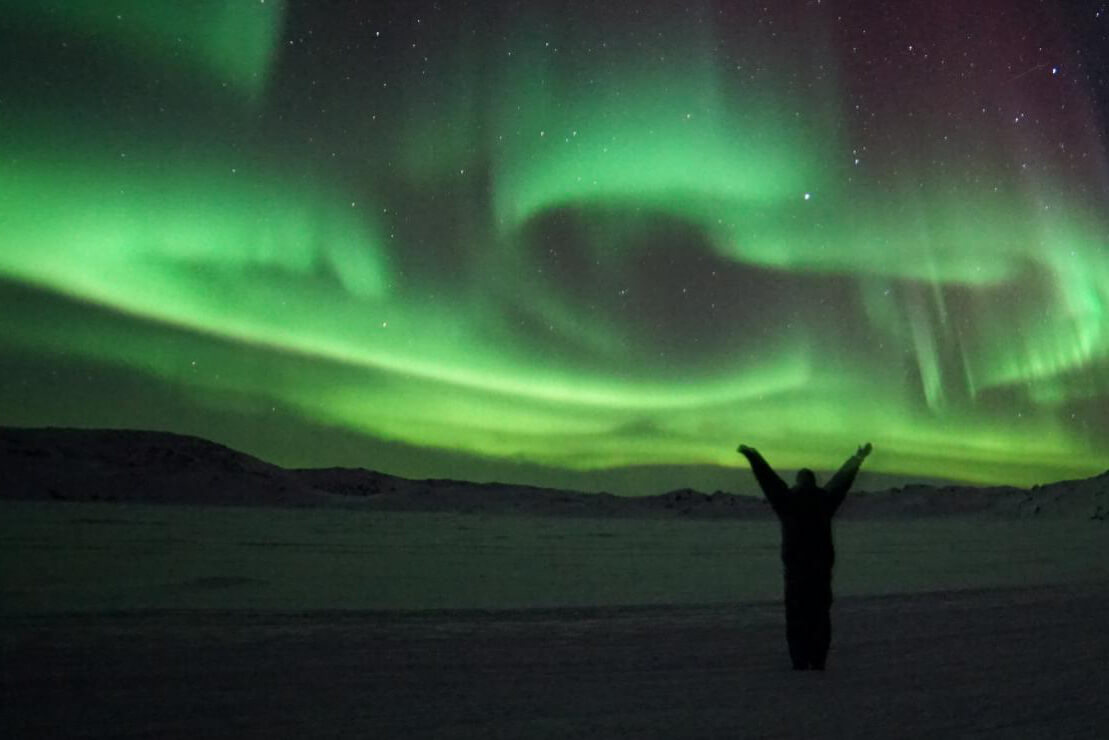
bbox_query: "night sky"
[2,0,1108,494]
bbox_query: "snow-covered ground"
[2,501,1107,737]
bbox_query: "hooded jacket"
[740,449,865,576]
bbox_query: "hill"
[2,427,1106,519]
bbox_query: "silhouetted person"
[738,442,873,670]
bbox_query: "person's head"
[795,468,817,488]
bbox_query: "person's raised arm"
[825,442,872,511]
[737,444,788,509]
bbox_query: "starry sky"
[2,0,1108,494]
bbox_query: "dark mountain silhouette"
[1,426,1106,519]
[0,426,330,506]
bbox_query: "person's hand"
[856,442,873,459]
[738,444,756,455]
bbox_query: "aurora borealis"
[2,1,1108,493]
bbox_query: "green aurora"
[1,1,1107,492]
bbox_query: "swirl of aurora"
[0,0,1106,491]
